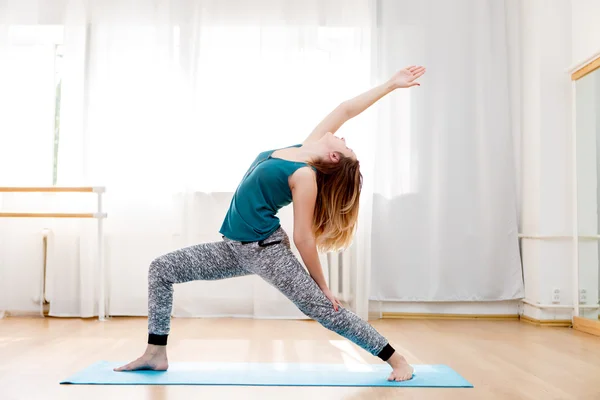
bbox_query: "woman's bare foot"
[386,352,414,382]
[114,344,169,372]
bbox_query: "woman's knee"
[148,256,168,279]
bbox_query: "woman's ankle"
[387,352,408,368]
[145,344,167,356]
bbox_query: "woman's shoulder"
[257,143,300,157]
[289,165,317,186]
[289,166,317,203]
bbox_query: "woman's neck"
[294,142,329,163]
[271,143,328,163]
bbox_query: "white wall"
[572,0,600,65]
[520,0,573,321]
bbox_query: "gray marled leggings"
[147,228,394,360]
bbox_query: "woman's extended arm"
[303,65,426,144]
[290,167,342,310]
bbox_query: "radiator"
[327,250,351,303]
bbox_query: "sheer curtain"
[365,0,524,304]
[53,0,371,317]
[1,0,524,319]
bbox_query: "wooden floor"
[1,317,599,400]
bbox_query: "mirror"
[576,65,600,320]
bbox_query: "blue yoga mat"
[60,361,472,388]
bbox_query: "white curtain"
[0,0,373,317]
[1,0,524,318]
[365,0,524,303]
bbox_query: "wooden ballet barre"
[0,186,107,219]
[0,212,106,218]
[0,186,104,193]
[0,185,108,321]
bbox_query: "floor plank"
[0,317,599,399]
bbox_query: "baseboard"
[1,303,50,318]
[381,312,574,327]
[0,310,44,318]
[381,312,519,321]
[573,316,600,336]
[373,300,520,316]
[519,314,572,327]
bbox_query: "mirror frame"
[570,52,600,336]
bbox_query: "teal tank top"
[219,144,310,243]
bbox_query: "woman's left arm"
[290,167,342,310]
[303,65,426,144]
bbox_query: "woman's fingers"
[335,299,341,310]
[411,67,426,77]
[329,296,338,311]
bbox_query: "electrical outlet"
[580,289,587,304]
[552,288,561,304]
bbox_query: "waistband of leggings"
[223,227,285,247]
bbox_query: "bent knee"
[148,256,168,278]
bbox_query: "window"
[2,24,371,191]
[53,45,63,185]
[0,25,63,186]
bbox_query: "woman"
[116,65,426,382]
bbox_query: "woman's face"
[321,132,356,161]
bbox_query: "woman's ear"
[328,151,341,163]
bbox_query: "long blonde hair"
[309,153,362,252]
